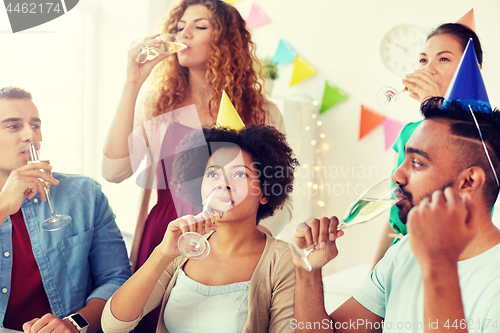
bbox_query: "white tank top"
[164,268,250,333]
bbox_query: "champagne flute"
[290,177,400,271]
[177,185,232,260]
[27,141,72,231]
[132,33,187,64]
[377,86,409,112]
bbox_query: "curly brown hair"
[145,0,266,126]
[172,125,299,222]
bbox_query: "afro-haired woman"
[102,125,299,333]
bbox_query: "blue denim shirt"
[0,173,132,325]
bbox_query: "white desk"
[0,328,23,333]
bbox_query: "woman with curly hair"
[102,125,298,333]
[103,2,290,330]
[102,1,290,324]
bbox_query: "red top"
[4,209,52,330]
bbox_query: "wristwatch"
[63,313,88,333]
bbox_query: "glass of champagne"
[177,185,232,260]
[290,177,400,271]
[377,86,409,112]
[132,33,187,64]
[27,141,72,231]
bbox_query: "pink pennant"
[383,118,404,151]
[246,3,269,30]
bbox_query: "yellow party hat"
[216,90,245,131]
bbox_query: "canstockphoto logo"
[3,0,79,33]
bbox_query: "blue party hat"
[441,39,499,187]
[442,38,491,113]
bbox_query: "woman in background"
[373,23,484,264]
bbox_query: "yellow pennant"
[290,55,317,87]
[216,91,245,131]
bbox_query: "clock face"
[380,25,428,77]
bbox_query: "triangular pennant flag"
[289,55,317,87]
[272,39,296,65]
[382,118,404,150]
[217,91,245,131]
[456,8,475,32]
[319,81,348,113]
[359,105,385,139]
[224,0,242,4]
[245,3,269,30]
[443,39,491,112]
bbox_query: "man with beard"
[290,97,500,332]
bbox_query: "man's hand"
[407,187,478,269]
[291,216,344,271]
[22,313,77,333]
[0,162,58,220]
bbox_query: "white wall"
[2,0,499,270]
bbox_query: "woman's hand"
[126,34,170,86]
[157,211,218,259]
[402,69,441,102]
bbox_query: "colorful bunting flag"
[272,39,296,65]
[359,105,385,139]
[289,55,317,87]
[319,81,348,113]
[245,3,269,30]
[382,118,404,150]
[224,0,242,4]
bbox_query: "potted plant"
[259,57,278,95]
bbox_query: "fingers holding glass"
[403,71,440,102]
[131,33,186,64]
[290,217,342,271]
[291,177,399,271]
[177,185,230,260]
[27,141,72,231]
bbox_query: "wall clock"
[380,25,427,77]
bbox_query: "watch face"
[71,314,88,328]
[380,25,427,76]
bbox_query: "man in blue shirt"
[291,98,500,332]
[0,86,132,332]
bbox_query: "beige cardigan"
[101,234,295,333]
[102,100,293,270]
